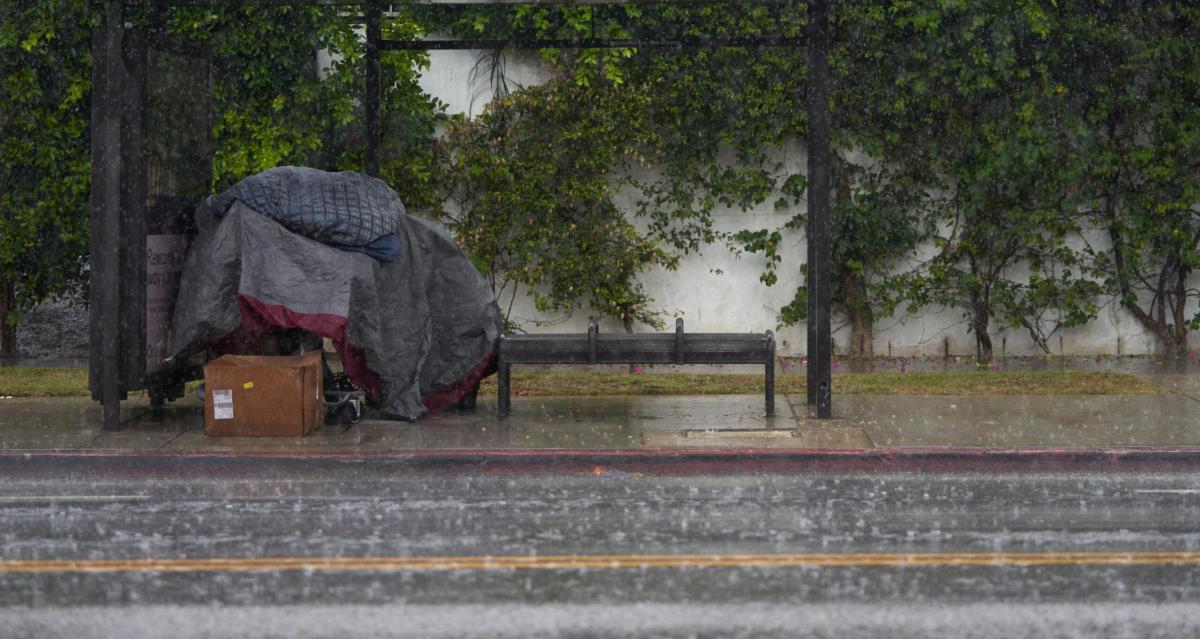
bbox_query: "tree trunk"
[623,314,636,373]
[972,301,993,363]
[0,274,15,358]
[832,157,874,360]
[1106,197,1184,356]
[842,271,874,359]
[1019,317,1052,355]
[1170,265,1190,357]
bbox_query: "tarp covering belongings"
[167,167,502,420]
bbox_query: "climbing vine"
[165,5,444,208]
[437,76,673,330]
[3,2,1198,359]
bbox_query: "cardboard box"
[203,352,323,437]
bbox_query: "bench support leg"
[498,362,511,418]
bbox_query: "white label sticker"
[213,389,234,420]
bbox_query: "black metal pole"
[674,318,684,365]
[365,3,381,177]
[88,17,103,402]
[497,335,510,418]
[91,0,126,432]
[765,331,776,417]
[806,169,816,407]
[806,0,832,419]
[121,23,147,391]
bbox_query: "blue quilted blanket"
[209,167,404,259]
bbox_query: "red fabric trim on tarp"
[232,294,495,414]
[422,352,496,413]
[236,294,381,402]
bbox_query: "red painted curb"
[4,446,1200,459]
[4,447,1200,476]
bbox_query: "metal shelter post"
[90,0,139,431]
[806,0,832,418]
[365,2,382,177]
[90,0,151,431]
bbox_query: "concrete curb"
[4,447,1200,475]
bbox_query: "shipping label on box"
[212,389,234,420]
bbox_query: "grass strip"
[477,369,1160,397]
[0,367,91,398]
[1,367,1161,399]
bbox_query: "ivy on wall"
[164,5,444,209]
[0,3,445,355]
[425,1,1199,358]
[437,73,673,331]
[2,1,1198,359]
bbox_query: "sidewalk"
[1,374,1197,455]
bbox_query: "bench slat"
[503,336,591,363]
[503,334,769,362]
[497,320,775,418]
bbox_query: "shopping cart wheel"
[341,399,363,424]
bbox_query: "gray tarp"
[167,199,501,420]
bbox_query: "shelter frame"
[88,0,833,430]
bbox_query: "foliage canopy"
[3,1,1198,360]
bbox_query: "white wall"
[417,53,1197,357]
[418,50,554,118]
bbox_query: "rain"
[2,1,1200,637]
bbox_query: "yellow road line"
[3,552,1200,574]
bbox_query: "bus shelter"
[88,0,834,432]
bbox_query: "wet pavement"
[836,394,1200,448]
[6,602,1200,639]
[3,371,1199,452]
[3,458,1200,637]
[1,394,793,453]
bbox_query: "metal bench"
[497,318,775,418]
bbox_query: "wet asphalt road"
[3,456,1200,638]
